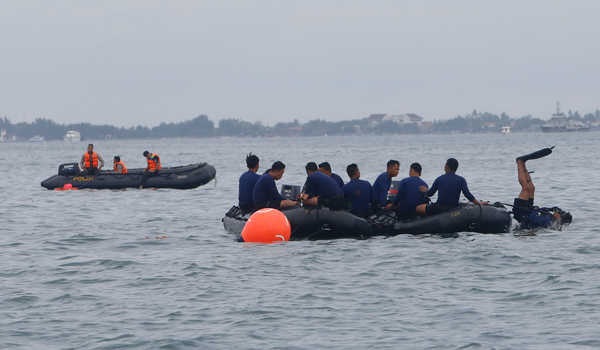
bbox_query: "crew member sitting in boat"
[112,155,128,174]
[140,150,161,188]
[238,153,260,213]
[512,147,572,229]
[372,160,400,211]
[300,162,345,210]
[343,163,373,217]
[80,143,104,175]
[393,162,429,218]
[318,162,345,188]
[426,158,484,215]
[253,161,298,210]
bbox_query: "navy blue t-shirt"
[238,170,260,212]
[372,172,392,207]
[331,173,345,188]
[426,173,475,207]
[304,171,343,199]
[393,176,428,217]
[253,173,283,209]
[343,179,373,217]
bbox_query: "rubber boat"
[222,203,511,241]
[41,162,216,190]
[223,206,373,241]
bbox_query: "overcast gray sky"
[1,1,599,126]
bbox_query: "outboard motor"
[58,163,81,176]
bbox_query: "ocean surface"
[1,132,599,349]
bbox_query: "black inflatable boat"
[223,206,373,241]
[222,203,511,241]
[41,162,216,190]
[368,203,511,236]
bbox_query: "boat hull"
[41,163,216,190]
[222,204,511,241]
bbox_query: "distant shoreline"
[1,110,599,142]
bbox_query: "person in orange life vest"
[113,155,128,174]
[140,150,161,188]
[79,143,104,175]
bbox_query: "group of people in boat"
[238,148,571,230]
[79,143,162,187]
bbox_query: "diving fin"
[516,146,554,162]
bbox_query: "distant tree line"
[1,109,599,140]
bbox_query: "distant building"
[0,129,6,142]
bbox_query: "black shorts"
[512,198,533,222]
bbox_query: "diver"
[253,161,298,210]
[393,162,429,218]
[238,153,260,213]
[112,155,128,174]
[343,163,373,217]
[372,160,400,211]
[80,143,104,175]
[512,147,572,229]
[426,158,484,215]
[318,162,345,188]
[140,150,161,188]
[300,162,345,210]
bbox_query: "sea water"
[1,132,599,349]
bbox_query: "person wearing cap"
[80,143,105,175]
[318,162,345,188]
[140,150,161,188]
[113,155,128,174]
[300,162,345,210]
[252,161,298,210]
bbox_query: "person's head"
[551,207,573,227]
[269,161,286,180]
[143,150,150,158]
[445,158,459,173]
[409,162,422,177]
[246,153,259,171]
[346,163,360,179]
[113,155,121,163]
[386,160,400,177]
[318,162,332,175]
[87,144,94,152]
[305,162,318,175]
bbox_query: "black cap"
[143,150,149,156]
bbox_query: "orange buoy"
[241,208,291,243]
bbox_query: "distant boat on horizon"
[28,135,45,142]
[501,126,511,134]
[541,102,591,132]
[63,130,81,142]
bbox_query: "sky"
[1,0,599,126]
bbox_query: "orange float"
[241,208,291,243]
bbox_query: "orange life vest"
[113,161,128,174]
[146,153,161,171]
[83,151,99,169]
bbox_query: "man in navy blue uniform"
[301,162,345,210]
[426,158,484,215]
[394,162,429,218]
[372,160,400,211]
[238,153,260,213]
[343,163,373,217]
[318,162,345,188]
[253,161,298,210]
[512,147,571,229]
